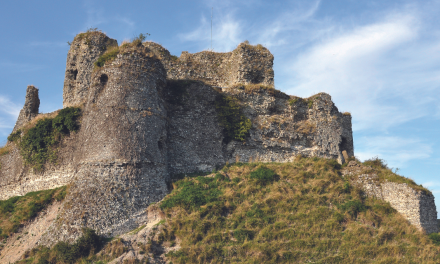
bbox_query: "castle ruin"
[0,30,436,244]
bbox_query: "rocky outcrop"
[12,85,39,132]
[63,31,118,107]
[343,161,438,234]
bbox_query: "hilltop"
[0,29,438,263]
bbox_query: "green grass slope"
[11,157,440,263]
[159,157,440,263]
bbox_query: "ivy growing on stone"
[13,107,81,171]
[215,94,252,143]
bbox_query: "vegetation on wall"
[94,33,152,69]
[7,107,81,171]
[363,156,430,194]
[0,186,67,239]
[94,46,119,68]
[215,94,252,143]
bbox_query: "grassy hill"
[9,157,440,263]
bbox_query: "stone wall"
[144,42,274,88]
[63,31,118,107]
[343,161,438,234]
[0,32,355,243]
[12,85,39,132]
[42,44,170,242]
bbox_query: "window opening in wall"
[100,74,108,85]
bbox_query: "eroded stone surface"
[63,31,117,107]
[13,85,40,132]
[342,161,438,234]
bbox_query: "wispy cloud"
[0,96,21,138]
[355,136,432,168]
[179,13,242,52]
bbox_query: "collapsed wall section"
[343,162,438,234]
[144,42,274,87]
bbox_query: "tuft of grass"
[232,83,287,98]
[215,94,252,143]
[0,186,68,239]
[0,144,11,157]
[342,112,351,116]
[131,33,150,46]
[249,166,277,185]
[94,46,119,68]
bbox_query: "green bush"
[7,129,21,142]
[338,200,367,219]
[215,94,252,143]
[33,228,102,264]
[429,233,440,245]
[18,107,81,170]
[52,107,81,133]
[363,156,388,169]
[249,166,276,185]
[160,176,222,211]
[233,229,255,243]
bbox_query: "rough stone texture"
[343,161,438,234]
[144,42,274,87]
[12,85,40,132]
[63,31,118,107]
[41,44,169,243]
[0,130,78,200]
[0,32,356,244]
[222,90,354,165]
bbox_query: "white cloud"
[179,13,242,52]
[0,96,21,140]
[355,136,432,168]
[0,96,21,118]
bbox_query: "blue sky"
[1,0,440,213]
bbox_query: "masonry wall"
[343,162,438,234]
[144,42,274,88]
[63,31,118,107]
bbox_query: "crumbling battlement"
[144,41,274,88]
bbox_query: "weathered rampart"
[144,42,274,87]
[343,161,438,234]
